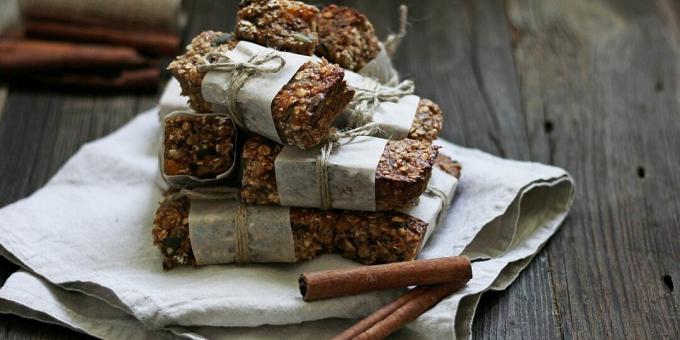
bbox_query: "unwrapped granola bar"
[152,156,460,269]
[316,4,400,86]
[315,4,381,72]
[240,135,439,211]
[235,0,319,55]
[161,111,236,186]
[409,98,444,143]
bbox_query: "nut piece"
[315,4,381,71]
[434,154,462,179]
[163,114,236,178]
[236,0,320,55]
[153,191,430,269]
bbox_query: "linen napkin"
[0,105,573,339]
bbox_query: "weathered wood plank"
[0,0,560,338]
[1,0,678,339]
[0,0,233,338]
[508,0,680,338]
[0,86,7,120]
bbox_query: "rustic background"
[0,0,678,338]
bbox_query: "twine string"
[425,185,450,225]
[349,80,415,127]
[198,51,286,127]
[384,4,409,57]
[169,187,250,263]
[315,123,382,210]
[234,203,250,263]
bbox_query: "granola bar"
[315,4,381,72]
[235,0,319,55]
[167,31,236,113]
[290,208,427,264]
[153,156,460,269]
[152,193,426,269]
[409,98,444,144]
[271,58,354,149]
[162,113,236,179]
[240,135,439,211]
[169,31,354,149]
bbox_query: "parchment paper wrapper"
[274,136,388,211]
[189,198,295,265]
[201,41,310,144]
[188,166,457,265]
[358,43,400,86]
[337,70,419,140]
[401,167,459,248]
[159,111,237,187]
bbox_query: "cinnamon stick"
[44,67,160,90]
[299,256,471,301]
[333,282,468,340]
[19,0,183,34]
[25,19,181,55]
[0,39,147,73]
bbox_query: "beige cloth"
[0,106,573,339]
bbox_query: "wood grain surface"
[0,0,677,339]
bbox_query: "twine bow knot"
[349,80,415,127]
[198,51,286,128]
[315,123,382,210]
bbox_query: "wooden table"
[0,1,677,338]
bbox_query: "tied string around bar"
[383,4,409,57]
[425,185,450,226]
[198,50,286,128]
[168,187,251,263]
[315,123,382,210]
[349,79,415,127]
[233,202,249,263]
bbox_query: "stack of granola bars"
[152,0,461,270]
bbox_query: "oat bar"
[409,98,444,144]
[240,136,439,211]
[153,155,460,269]
[235,0,319,55]
[153,193,425,269]
[167,31,236,113]
[169,32,354,149]
[315,4,381,72]
[270,57,354,149]
[162,113,236,180]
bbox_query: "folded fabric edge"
[452,176,574,340]
[0,244,147,326]
[462,174,574,260]
[0,271,176,339]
